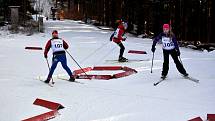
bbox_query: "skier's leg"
[162,50,169,77]
[171,50,188,75]
[59,54,73,76]
[47,55,59,80]
[117,42,125,60]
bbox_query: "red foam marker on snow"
[208,114,215,121]
[73,67,92,75]
[93,66,123,70]
[128,50,147,54]
[33,98,64,110]
[25,46,43,50]
[74,66,137,80]
[123,66,138,73]
[22,110,58,121]
[188,117,203,121]
[113,71,136,79]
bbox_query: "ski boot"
[44,79,50,83]
[161,75,166,80]
[122,57,128,61]
[68,76,75,82]
[183,73,189,77]
[118,57,128,62]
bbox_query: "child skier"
[111,20,128,62]
[44,30,75,83]
[151,24,188,79]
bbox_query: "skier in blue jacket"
[151,24,188,79]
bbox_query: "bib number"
[162,37,175,50]
[55,44,63,48]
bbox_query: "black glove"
[151,46,156,53]
[44,54,48,58]
[176,49,180,56]
[122,38,126,41]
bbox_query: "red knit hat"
[163,24,170,29]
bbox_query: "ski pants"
[47,53,72,79]
[162,49,187,76]
[117,42,125,58]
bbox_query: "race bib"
[113,28,120,38]
[161,37,175,50]
[51,39,65,53]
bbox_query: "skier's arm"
[172,36,179,50]
[151,33,162,52]
[152,33,162,47]
[63,40,69,49]
[172,36,180,56]
[44,40,51,58]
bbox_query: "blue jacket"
[152,32,179,51]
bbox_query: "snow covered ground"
[0,20,215,121]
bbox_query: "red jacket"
[112,24,126,43]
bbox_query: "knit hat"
[163,24,170,29]
[52,30,58,35]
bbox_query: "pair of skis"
[39,77,83,87]
[153,76,199,86]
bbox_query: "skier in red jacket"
[112,20,128,62]
[44,30,75,83]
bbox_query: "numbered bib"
[113,28,120,38]
[51,39,64,53]
[162,37,175,50]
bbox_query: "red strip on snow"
[113,71,136,78]
[25,47,43,50]
[78,75,112,80]
[73,67,92,75]
[128,50,147,54]
[188,117,203,121]
[93,66,123,70]
[208,114,215,121]
[123,66,138,73]
[22,110,58,121]
[33,98,64,110]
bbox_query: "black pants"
[162,49,187,76]
[117,42,125,58]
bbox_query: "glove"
[176,49,180,56]
[151,46,156,53]
[122,38,126,41]
[44,54,48,58]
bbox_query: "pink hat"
[163,24,170,29]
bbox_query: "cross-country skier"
[111,20,128,62]
[44,30,75,83]
[151,24,188,79]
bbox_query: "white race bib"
[162,37,175,50]
[114,28,120,38]
[51,39,64,53]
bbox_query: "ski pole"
[151,52,154,73]
[65,50,90,79]
[45,58,54,84]
[80,41,110,63]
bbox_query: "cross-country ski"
[57,76,84,84]
[183,76,200,83]
[153,78,166,86]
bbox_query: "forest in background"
[0,0,214,45]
